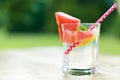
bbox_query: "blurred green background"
[0,0,120,55]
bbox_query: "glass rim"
[62,23,101,27]
[81,22,100,24]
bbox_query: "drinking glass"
[62,23,101,76]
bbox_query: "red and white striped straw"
[65,3,118,55]
[65,42,80,54]
[89,3,118,31]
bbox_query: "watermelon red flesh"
[63,30,94,44]
[55,12,80,41]
[75,31,94,43]
[63,30,75,44]
[63,23,80,31]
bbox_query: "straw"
[65,3,118,55]
[89,3,118,31]
[65,42,80,54]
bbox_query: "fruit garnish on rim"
[55,12,80,41]
[76,24,96,47]
[55,12,96,47]
[79,24,88,31]
[62,23,80,44]
[75,30,96,47]
[63,25,96,46]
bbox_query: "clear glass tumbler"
[62,23,101,76]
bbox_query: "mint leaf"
[80,25,88,31]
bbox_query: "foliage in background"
[0,32,120,55]
[8,0,45,32]
[0,0,45,32]
[0,0,119,37]
[0,0,119,55]
[111,0,120,37]
[0,0,9,28]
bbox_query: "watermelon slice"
[75,31,95,46]
[63,30,75,44]
[55,12,95,47]
[55,12,80,41]
[63,30,96,45]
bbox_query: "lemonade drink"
[62,23,100,75]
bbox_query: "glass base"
[63,67,98,76]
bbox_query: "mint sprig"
[80,24,88,31]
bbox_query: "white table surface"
[0,46,120,80]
